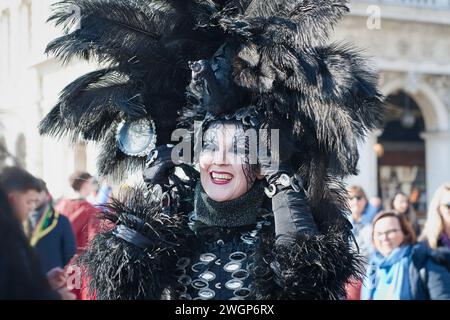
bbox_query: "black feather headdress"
[40,0,384,197]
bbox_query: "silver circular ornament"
[116,118,157,157]
[199,253,217,263]
[224,261,242,273]
[229,252,247,262]
[231,269,249,281]
[192,279,209,289]
[225,279,243,290]
[198,288,215,300]
[199,271,216,282]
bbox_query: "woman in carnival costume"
[40,0,384,300]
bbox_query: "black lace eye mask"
[201,121,258,189]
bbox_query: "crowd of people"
[346,183,450,300]
[0,166,110,299]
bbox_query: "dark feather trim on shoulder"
[252,221,363,300]
[79,186,195,300]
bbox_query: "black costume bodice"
[171,210,273,300]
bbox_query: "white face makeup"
[199,123,256,202]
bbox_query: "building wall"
[0,0,98,198]
[334,2,450,202]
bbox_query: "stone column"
[345,131,379,198]
[420,130,450,204]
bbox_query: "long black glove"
[258,126,317,244]
[271,183,317,244]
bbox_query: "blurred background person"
[24,178,76,274]
[86,177,112,207]
[420,183,450,250]
[55,171,101,300]
[0,185,57,299]
[348,186,379,261]
[419,183,450,259]
[392,191,420,235]
[0,167,74,300]
[370,196,384,213]
[345,186,380,300]
[361,211,450,300]
[55,171,100,254]
[86,177,99,205]
[0,166,41,223]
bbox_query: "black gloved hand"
[257,122,317,244]
[272,187,317,245]
[143,144,176,187]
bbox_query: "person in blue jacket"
[361,210,450,300]
[24,179,76,274]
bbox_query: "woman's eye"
[202,141,218,151]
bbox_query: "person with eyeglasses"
[361,210,450,300]
[347,186,379,261]
[345,186,380,299]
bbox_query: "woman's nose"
[213,149,229,165]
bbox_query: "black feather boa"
[252,223,363,300]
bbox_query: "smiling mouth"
[210,171,234,185]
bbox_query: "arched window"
[377,90,427,224]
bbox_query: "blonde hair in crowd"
[419,183,450,249]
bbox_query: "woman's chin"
[207,188,233,202]
[201,176,250,202]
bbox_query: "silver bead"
[231,269,249,281]
[191,279,209,290]
[199,253,217,263]
[229,251,247,262]
[199,271,216,282]
[224,261,242,273]
[198,288,215,300]
[225,279,243,290]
